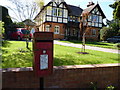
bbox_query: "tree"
[35,0,44,9]
[100,27,112,41]
[109,1,120,20]
[100,19,120,41]
[79,12,89,53]
[6,0,44,51]
[1,6,13,39]
[7,0,40,22]
[100,1,120,41]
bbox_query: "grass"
[2,41,119,68]
[59,40,119,49]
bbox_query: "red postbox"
[33,32,53,77]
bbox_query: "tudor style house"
[34,0,106,41]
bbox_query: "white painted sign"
[40,54,48,70]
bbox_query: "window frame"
[54,25,60,34]
[45,25,50,32]
[92,29,96,36]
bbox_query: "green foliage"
[2,6,13,26]
[105,85,115,90]
[100,27,112,41]
[8,22,25,32]
[100,19,120,41]
[2,40,11,47]
[109,20,120,35]
[109,1,120,20]
[0,21,5,37]
[114,43,120,49]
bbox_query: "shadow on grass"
[2,51,33,68]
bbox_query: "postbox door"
[34,42,53,76]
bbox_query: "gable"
[89,4,106,18]
[52,0,65,5]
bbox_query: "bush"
[100,27,113,41]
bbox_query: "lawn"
[59,40,119,49]
[2,41,119,68]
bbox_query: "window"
[99,16,102,23]
[45,25,50,32]
[52,8,62,17]
[92,15,98,22]
[58,8,62,16]
[92,29,96,36]
[88,15,92,21]
[54,26,60,34]
[53,8,57,16]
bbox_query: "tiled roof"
[83,4,96,13]
[67,5,83,16]
[82,4,106,18]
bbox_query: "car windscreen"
[21,29,30,34]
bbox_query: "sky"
[0,0,115,23]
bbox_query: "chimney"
[87,2,95,7]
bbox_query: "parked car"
[10,28,32,40]
[107,36,120,43]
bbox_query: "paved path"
[54,40,120,54]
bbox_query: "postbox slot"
[34,42,53,49]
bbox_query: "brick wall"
[85,27,100,41]
[40,22,65,39]
[2,63,120,89]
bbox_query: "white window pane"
[88,22,91,26]
[99,24,102,27]
[92,22,94,26]
[99,16,102,23]
[58,18,62,22]
[45,25,50,32]
[47,7,52,15]
[53,17,57,22]
[63,19,67,23]
[47,16,51,21]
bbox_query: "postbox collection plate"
[40,54,48,70]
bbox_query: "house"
[34,0,106,41]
